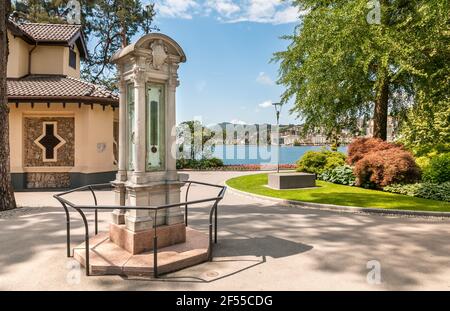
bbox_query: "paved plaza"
[1,171,450,290]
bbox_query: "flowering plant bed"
[180,164,297,171]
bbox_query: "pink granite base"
[109,223,186,255]
[73,227,210,277]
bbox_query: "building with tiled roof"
[8,75,118,105]
[7,20,119,190]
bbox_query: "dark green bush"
[319,165,356,186]
[296,149,346,174]
[202,157,224,168]
[384,182,450,202]
[176,157,224,170]
[422,153,450,183]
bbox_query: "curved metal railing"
[53,181,227,277]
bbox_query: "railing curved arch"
[53,181,226,277]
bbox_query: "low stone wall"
[12,171,117,191]
[26,172,71,189]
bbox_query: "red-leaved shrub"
[347,138,404,166]
[353,148,421,188]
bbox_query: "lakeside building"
[210,118,399,147]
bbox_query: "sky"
[138,0,303,126]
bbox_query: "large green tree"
[12,0,156,90]
[399,94,450,157]
[1,0,16,211]
[274,0,449,141]
[12,0,73,23]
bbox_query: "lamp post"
[273,102,282,173]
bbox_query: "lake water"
[212,145,348,165]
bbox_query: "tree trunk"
[121,21,127,48]
[0,0,16,211]
[373,76,389,140]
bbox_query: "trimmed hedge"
[177,157,224,169]
[296,149,346,174]
[422,153,450,184]
[384,182,450,202]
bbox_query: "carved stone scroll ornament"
[168,63,180,88]
[150,40,168,70]
[131,65,146,86]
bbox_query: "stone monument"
[69,33,217,277]
[109,33,187,254]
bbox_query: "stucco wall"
[7,31,30,78]
[7,30,82,79]
[9,103,117,175]
[30,45,65,76]
[63,45,81,78]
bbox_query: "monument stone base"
[73,228,209,277]
[109,223,186,255]
[268,172,316,189]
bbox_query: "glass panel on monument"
[146,83,166,171]
[127,83,135,171]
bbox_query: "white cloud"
[258,100,273,108]
[226,0,305,24]
[271,6,301,24]
[247,0,279,22]
[156,0,199,19]
[206,0,240,17]
[155,0,304,25]
[256,72,274,85]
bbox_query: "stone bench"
[268,172,316,189]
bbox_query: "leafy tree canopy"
[274,0,449,142]
[398,93,450,157]
[12,0,157,91]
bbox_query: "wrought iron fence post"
[214,201,218,244]
[208,203,214,262]
[88,186,98,235]
[153,210,158,278]
[185,182,192,226]
[76,208,90,276]
[61,202,71,257]
[209,222,213,261]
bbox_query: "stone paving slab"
[73,228,209,277]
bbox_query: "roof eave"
[6,20,35,44]
[68,29,88,59]
[7,96,119,107]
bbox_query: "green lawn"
[226,173,450,212]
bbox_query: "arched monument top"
[111,33,186,64]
